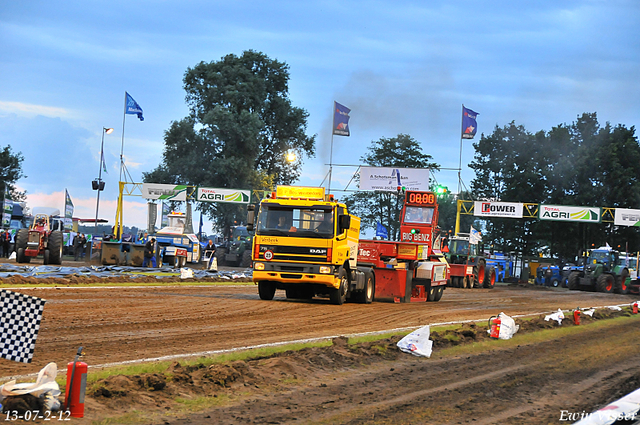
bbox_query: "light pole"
[93,127,113,238]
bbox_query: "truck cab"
[249,186,362,304]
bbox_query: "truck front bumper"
[253,262,338,288]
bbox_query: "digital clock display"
[406,191,436,206]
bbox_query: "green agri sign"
[197,187,250,204]
[539,205,601,223]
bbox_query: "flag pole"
[458,104,464,196]
[328,101,335,194]
[119,92,127,183]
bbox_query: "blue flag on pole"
[333,101,351,136]
[198,213,203,240]
[125,92,144,121]
[462,106,478,139]
[376,222,388,239]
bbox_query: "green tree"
[0,145,26,202]
[342,134,439,240]
[144,50,316,233]
[469,113,640,261]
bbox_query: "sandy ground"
[1,276,639,424]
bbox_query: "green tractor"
[567,246,631,294]
[215,225,253,268]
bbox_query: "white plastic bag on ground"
[497,313,519,340]
[545,308,565,324]
[582,308,595,317]
[0,362,60,401]
[397,325,433,358]
[8,251,15,260]
[208,257,218,271]
[180,268,194,279]
[608,306,622,311]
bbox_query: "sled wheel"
[434,286,444,301]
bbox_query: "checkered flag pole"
[0,289,47,363]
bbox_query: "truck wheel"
[43,249,50,265]
[330,267,348,305]
[464,276,472,289]
[550,278,560,288]
[241,250,252,268]
[596,274,615,293]
[434,286,444,301]
[353,270,374,304]
[258,281,276,300]
[483,267,496,288]
[568,272,581,290]
[48,231,63,265]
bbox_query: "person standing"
[203,239,217,270]
[79,233,87,260]
[73,233,82,261]
[5,231,12,258]
[143,237,157,268]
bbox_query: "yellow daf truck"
[247,185,371,305]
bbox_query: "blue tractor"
[535,264,562,287]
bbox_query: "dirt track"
[2,281,640,424]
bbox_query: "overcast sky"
[1,0,638,232]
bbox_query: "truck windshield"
[257,206,334,238]
[449,240,469,255]
[590,250,613,264]
[404,206,434,224]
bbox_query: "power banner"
[197,187,250,204]
[539,205,601,223]
[64,189,74,231]
[142,184,188,201]
[614,208,640,227]
[474,201,523,218]
[359,167,429,192]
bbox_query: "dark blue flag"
[126,92,144,121]
[198,213,203,239]
[333,101,350,136]
[376,222,388,239]
[462,106,478,139]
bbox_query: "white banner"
[141,183,188,201]
[614,208,640,227]
[474,201,523,218]
[359,167,429,192]
[197,187,250,204]
[539,205,601,223]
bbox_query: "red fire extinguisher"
[632,302,638,315]
[65,346,87,418]
[489,315,501,339]
[573,308,581,325]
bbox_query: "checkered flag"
[0,290,46,363]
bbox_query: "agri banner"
[359,167,429,192]
[64,189,74,231]
[197,187,250,204]
[2,198,13,228]
[474,201,523,218]
[539,204,601,223]
[614,208,640,227]
[142,183,188,201]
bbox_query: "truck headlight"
[254,262,265,271]
[319,266,331,274]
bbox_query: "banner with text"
[64,189,74,230]
[539,205,601,223]
[614,208,640,227]
[142,183,188,201]
[474,201,523,218]
[359,167,429,192]
[197,187,250,204]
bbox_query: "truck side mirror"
[246,204,256,231]
[338,215,351,233]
